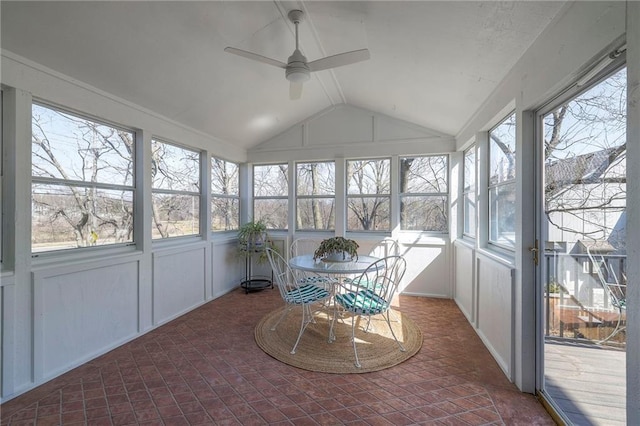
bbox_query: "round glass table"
[289,254,381,275]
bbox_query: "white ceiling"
[1,1,565,149]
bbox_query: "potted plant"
[313,236,359,262]
[238,220,267,250]
[237,220,275,263]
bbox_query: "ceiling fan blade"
[289,82,303,100]
[224,47,287,69]
[308,49,370,72]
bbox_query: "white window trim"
[151,138,203,240]
[211,157,240,233]
[295,160,336,232]
[399,154,449,233]
[31,101,137,255]
[463,146,477,239]
[346,157,392,233]
[252,163,289,231]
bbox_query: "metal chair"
[289,238,331,287]
[330,255,407,368]
[368,237,399,258]
[265,247,331,354]
[586,247,627,343]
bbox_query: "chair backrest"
[586,247,626,310]
[290,238,323,258]
[369,238,399,258]
[265,248,298,300]
[350,255,407,306]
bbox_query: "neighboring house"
[545,145,626,252]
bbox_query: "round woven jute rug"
[254,307,422,373]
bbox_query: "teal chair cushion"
[335,289,389,316]
[284,284,330,304]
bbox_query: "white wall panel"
[476,252,514,379]
[211,240,245,298]
[153,246,206,325]
[453,241,475,323]
[33,259,139,381]
[398,242,450,297]
[307,107,373,145]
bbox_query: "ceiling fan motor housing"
[286,49,310,82]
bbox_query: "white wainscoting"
[398,241,450,297]
[152,245,207,325]
[32,257,140,382]
[453,241,475,324]
[475,251,515,380]
[211,240,245,298]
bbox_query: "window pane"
[464,148,476,192]
[489,113,516,185]
[489,183,516,248]
[297,162,335,196]
[400,156,447,193]
[254,199,288,229]
[254,164,288,197]
[347,159,390,195]
[151,193,200,239]
[401,195,448,232]
[211,197,239,231]
[211,158,239,196]
[543,68,626,249]
[32,104,134,186]
[151,140,200,192]
[32,183,133,252]
[464,192,476,237]
[296,198,335,230]
[347,197,390,231]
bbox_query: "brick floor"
[0,288,554,425]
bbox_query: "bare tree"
[544,68,627,246]
[347,159,390,231]
[32,106,134,249]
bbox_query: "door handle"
[529,240,539,266]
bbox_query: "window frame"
[487,112,517,251]
[295,160,336,231]
[399,154,449,233]
[31,101,137,255]
[463,146,477,239]
[252,163,289,231]
[150,137,202,240]
[346,157,392,233]
[210,156,240,232]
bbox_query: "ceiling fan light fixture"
[286,68,310,83]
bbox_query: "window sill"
[476,247,515,268]
[31,245,142,271]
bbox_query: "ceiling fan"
[224,9,370,100]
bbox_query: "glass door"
[537,66,627,425]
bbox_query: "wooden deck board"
[544,341,626,425]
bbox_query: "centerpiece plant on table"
[313,236,359,262]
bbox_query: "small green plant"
[313,237,359,261]
[238,220,267,247]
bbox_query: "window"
[488,113,516,249]
[463,147,476,237]
[296,161,335,230]
[346,158,390,231]
[399,155,448,232]
[253,164,288,229]
[32,103,135,252]
[211,157,239,231]
[0,90,3,264]
[151,139,201,239]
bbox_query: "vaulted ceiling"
[1,1,565,149]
